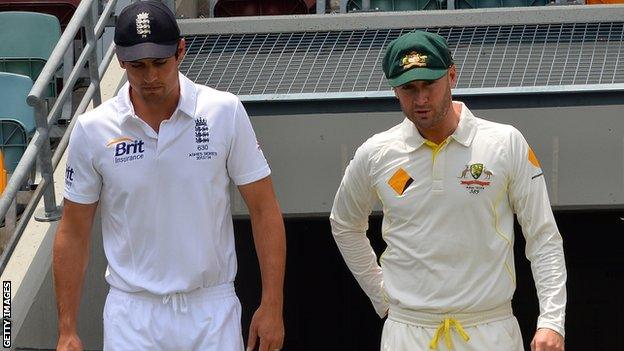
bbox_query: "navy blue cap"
[114,0,180,61]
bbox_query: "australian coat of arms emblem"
[401,51,428,70]
[458,163,493,194]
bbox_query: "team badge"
[136,12,151,38]
[459,163,493,194]
[189,117,217,160]
[470,163,483,179]
[194,117,210,144]
[401,52,428,70]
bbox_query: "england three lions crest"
[195,117,210,144]
[189,117,217,161]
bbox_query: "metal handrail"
[45,0,117,127]
[0,0,119,274]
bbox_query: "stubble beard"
[408,87,452,132]
[139,88,164,103]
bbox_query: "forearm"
[528,229,567,336]
[250,202,286,309]
[53,224,91,334]
[517,186,567,335]
[330,216,386,316]
[329,148,384,316]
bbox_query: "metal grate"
[180,23,624,97]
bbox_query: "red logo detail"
[460,180,491,186]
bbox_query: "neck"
[419,101,462,145]
[130,84,180,133]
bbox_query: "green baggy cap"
[382,30,454,87]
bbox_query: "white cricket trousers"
[103,283,244,351]
[381,303,524,351]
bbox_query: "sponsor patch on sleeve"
[528,147,543,179]
[528,147,541,168]
[65,165,75,188]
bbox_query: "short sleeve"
[226,99,271,185]
[63,119,102,204]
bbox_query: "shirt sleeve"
[63,119,102,204]
[329,144,387,317]
[508,127,567,337]
[226,99,271,185]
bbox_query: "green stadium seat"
[0,72,35,135]
[0,11,61,97]
[349,0,444,11]
[455,0,547,8]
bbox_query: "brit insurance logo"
[107,137,145,164]
[458,163,493,194]
[65,165,75,188]
[189,117,217,161]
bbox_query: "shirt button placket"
[432,144,446,193]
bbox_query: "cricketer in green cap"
[383,30,454,87]
[382,30,459,145]
[332,28,566,351]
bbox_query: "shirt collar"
[116,72,198,123]
[401,101,477,152]
[450,101,477,147]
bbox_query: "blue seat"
[0,72,36,135]
[0,11,61,97]
[0,119,28,174]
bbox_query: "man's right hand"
[57,332,83,351]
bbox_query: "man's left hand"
[531,328,564,351]
[246,303,284,351]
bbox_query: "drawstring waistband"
[162,292,189,313]
[388,303,513,350]
[109,283,236,314]
[429,318,470,350]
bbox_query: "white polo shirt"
[64,73,270,295]
[330,102,567,336]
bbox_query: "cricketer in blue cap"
[114,0,181,61]
[53,2,286,351]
